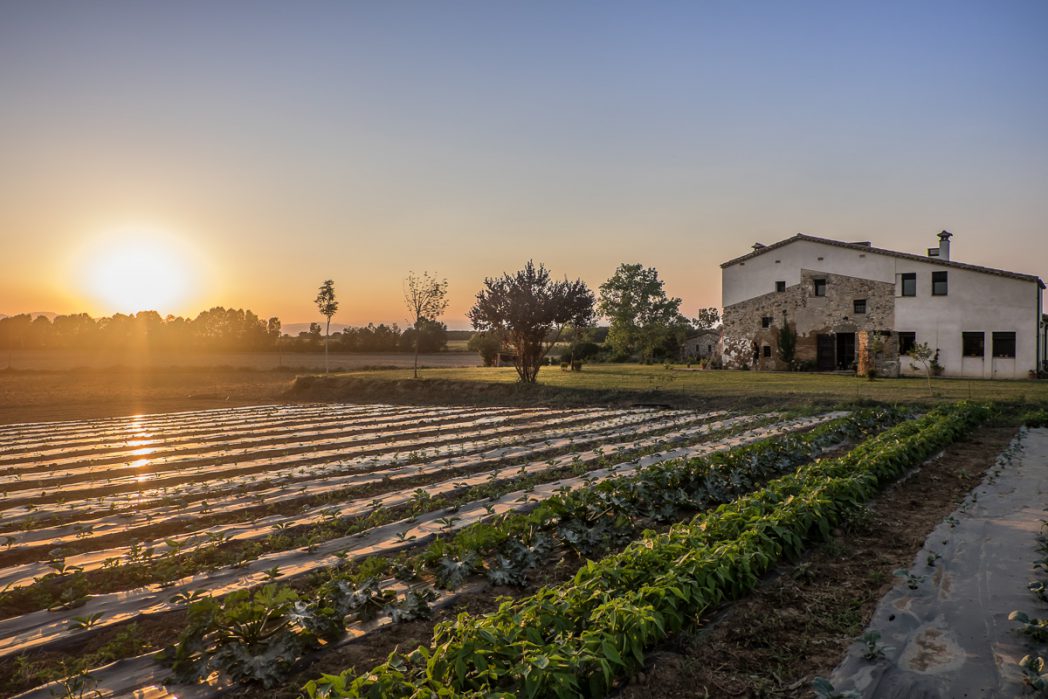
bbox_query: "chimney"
[938,230,952,261]
[927,230,952,260]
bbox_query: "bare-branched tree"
[403,271,449,378]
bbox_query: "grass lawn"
[335,363,1048,406]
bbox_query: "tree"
[693,307,721,330]
[777,312,796,368]
[467,331,503,367]
[907,342,940,394]
[403,271,449,378]
[468,261,595,383]
[399,318,448,354]
[598,263,688,363]
[314,280,339,373]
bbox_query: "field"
[308,363,1048,408]
[0,365,1044,698]
[0,399,894,698]
[0,349,478,373]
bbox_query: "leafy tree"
[693,307,721,329]
[598,263,688,363]
[399,318,448,354]
[468,261,594,383]
[907,342,940,393]
[403,271,449,378]
[314,280,339,373]
[467,331,503,367]
[777,312,796,368]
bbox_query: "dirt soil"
[614,425,1019,699]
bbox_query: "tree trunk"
[413,319,420,379]
[324,318,330,374]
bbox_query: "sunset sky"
[1,1,1046,329]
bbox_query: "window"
[901,273,916,297]
[932,271,948,296]
[898,332,916,356]
[775,281,786,293]
[992,332,1016,358]
[853,299,867,314]
[761,316,773,328]
[962,332,984,357]
[813,278,826,297]
[762,345,771,358]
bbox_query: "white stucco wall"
[722,238,1043,378]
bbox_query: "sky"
[1,0,1046,329]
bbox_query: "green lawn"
[337,363,1048,406]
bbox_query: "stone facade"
[682,329,720,361]
[721,269,898,374]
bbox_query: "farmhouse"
[681,328,720,363]
[720,232,1047,379]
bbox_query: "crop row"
[0,407,655,522]
[0,412,817,660]
[0,403,434,452]
[1,409,851,698]
[0,412,749,590]
[152,409,896,692]
[301,402,988,698]
[0,408,710,555]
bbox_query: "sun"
[78,232,201,314]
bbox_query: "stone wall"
[720,269,898,373]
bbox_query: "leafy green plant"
[166,584,307,687]
[1019,655,1048,694]
[387,586,438,623]
[67,613,103,631]
[1011,610,1048,642]
[860,630,892,661]
[894,569,925,590]
[1029,581,1048,604]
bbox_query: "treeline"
[0,309,447,353]
[296,318,446,353]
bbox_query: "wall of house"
[722,240,897,307]
[682,330,719,361]
[722,239,1043,378]
[894,267,1041,379]
[721,270,896,372]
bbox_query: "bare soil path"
[615,425,1019,698]
[829,426,1048,697]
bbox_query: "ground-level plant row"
[0,403,487,468]
[0,407,715,555]
[291,402,990,698]
[0,406,682,524]
[0,403,439,456]
[0,406,867,695]
[0,406,727,566]
[5,408,893,698]
[0,405,610,501]
[0,410,830,661]
[0,409,753,591]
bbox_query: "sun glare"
[78,233,202,314]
